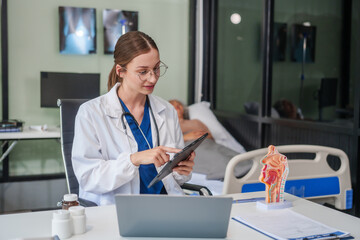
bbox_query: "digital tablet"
[147,132,208,188]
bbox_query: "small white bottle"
[69,205,86,235]
[52,210,73,239]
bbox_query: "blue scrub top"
[119,98,166,194]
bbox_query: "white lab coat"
[72,83,190,205]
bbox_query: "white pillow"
[188,102,246,153]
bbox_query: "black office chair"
[182,182,212,196]
[58,99,97,207]
[57,99,212,205]
[317,78,338,121]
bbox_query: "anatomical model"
[259,145,289,203]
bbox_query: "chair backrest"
[223,145,353,210]
[58,99,89,195]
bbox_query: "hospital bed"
[222,145,353,210]
[186,102,353,210]
[190,144,353,210]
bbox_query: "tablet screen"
[147,132,208,188]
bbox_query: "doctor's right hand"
[130,146,181,167]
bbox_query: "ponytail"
[108,64,120,91]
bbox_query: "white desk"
[0,126,60,163]
[1,192,359,240]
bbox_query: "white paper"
[233,209,350,240]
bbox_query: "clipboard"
[147,132,208,188]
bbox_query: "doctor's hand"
[130,146,181,168]
[172,151,195,176]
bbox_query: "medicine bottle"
[69,206,86,235]
[62,193,80,210]
[52,210,73,239]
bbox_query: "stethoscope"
[120,95,160,149]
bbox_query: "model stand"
[256,200,293,210]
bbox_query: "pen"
[301,232,351,240]
[232,197,265,204]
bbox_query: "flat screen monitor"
[41,71,100,107]
[319,78,337,108]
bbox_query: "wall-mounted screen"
[291,24,316,63]
[103,9,138,54]
[59,6,97,54]
[41,72,100,108]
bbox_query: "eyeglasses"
[123,61,168,81]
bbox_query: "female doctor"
[72,31,195,206]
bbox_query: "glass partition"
[272,0,355,125]
[216,0,263,113]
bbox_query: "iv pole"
[298,32,306,120]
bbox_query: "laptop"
[115,194,233,238]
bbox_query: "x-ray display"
[59,6,96,55]
[291,24,316,63]
[273,23,287,61]
[103,9,138,54]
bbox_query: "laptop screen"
[115,194,233,238]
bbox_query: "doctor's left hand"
[172,151,195,176]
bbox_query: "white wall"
[7,0,189,125]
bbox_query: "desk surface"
[1,192,359,240]
[0,126,60,140]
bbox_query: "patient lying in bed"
[170,100,252,181]
[169,99,214,142]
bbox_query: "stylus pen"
[232,197,265,204]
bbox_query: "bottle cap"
[69,206,85,216]
[64,193,78,202]
[53,210,70,220]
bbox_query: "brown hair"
[107,31,159,91]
